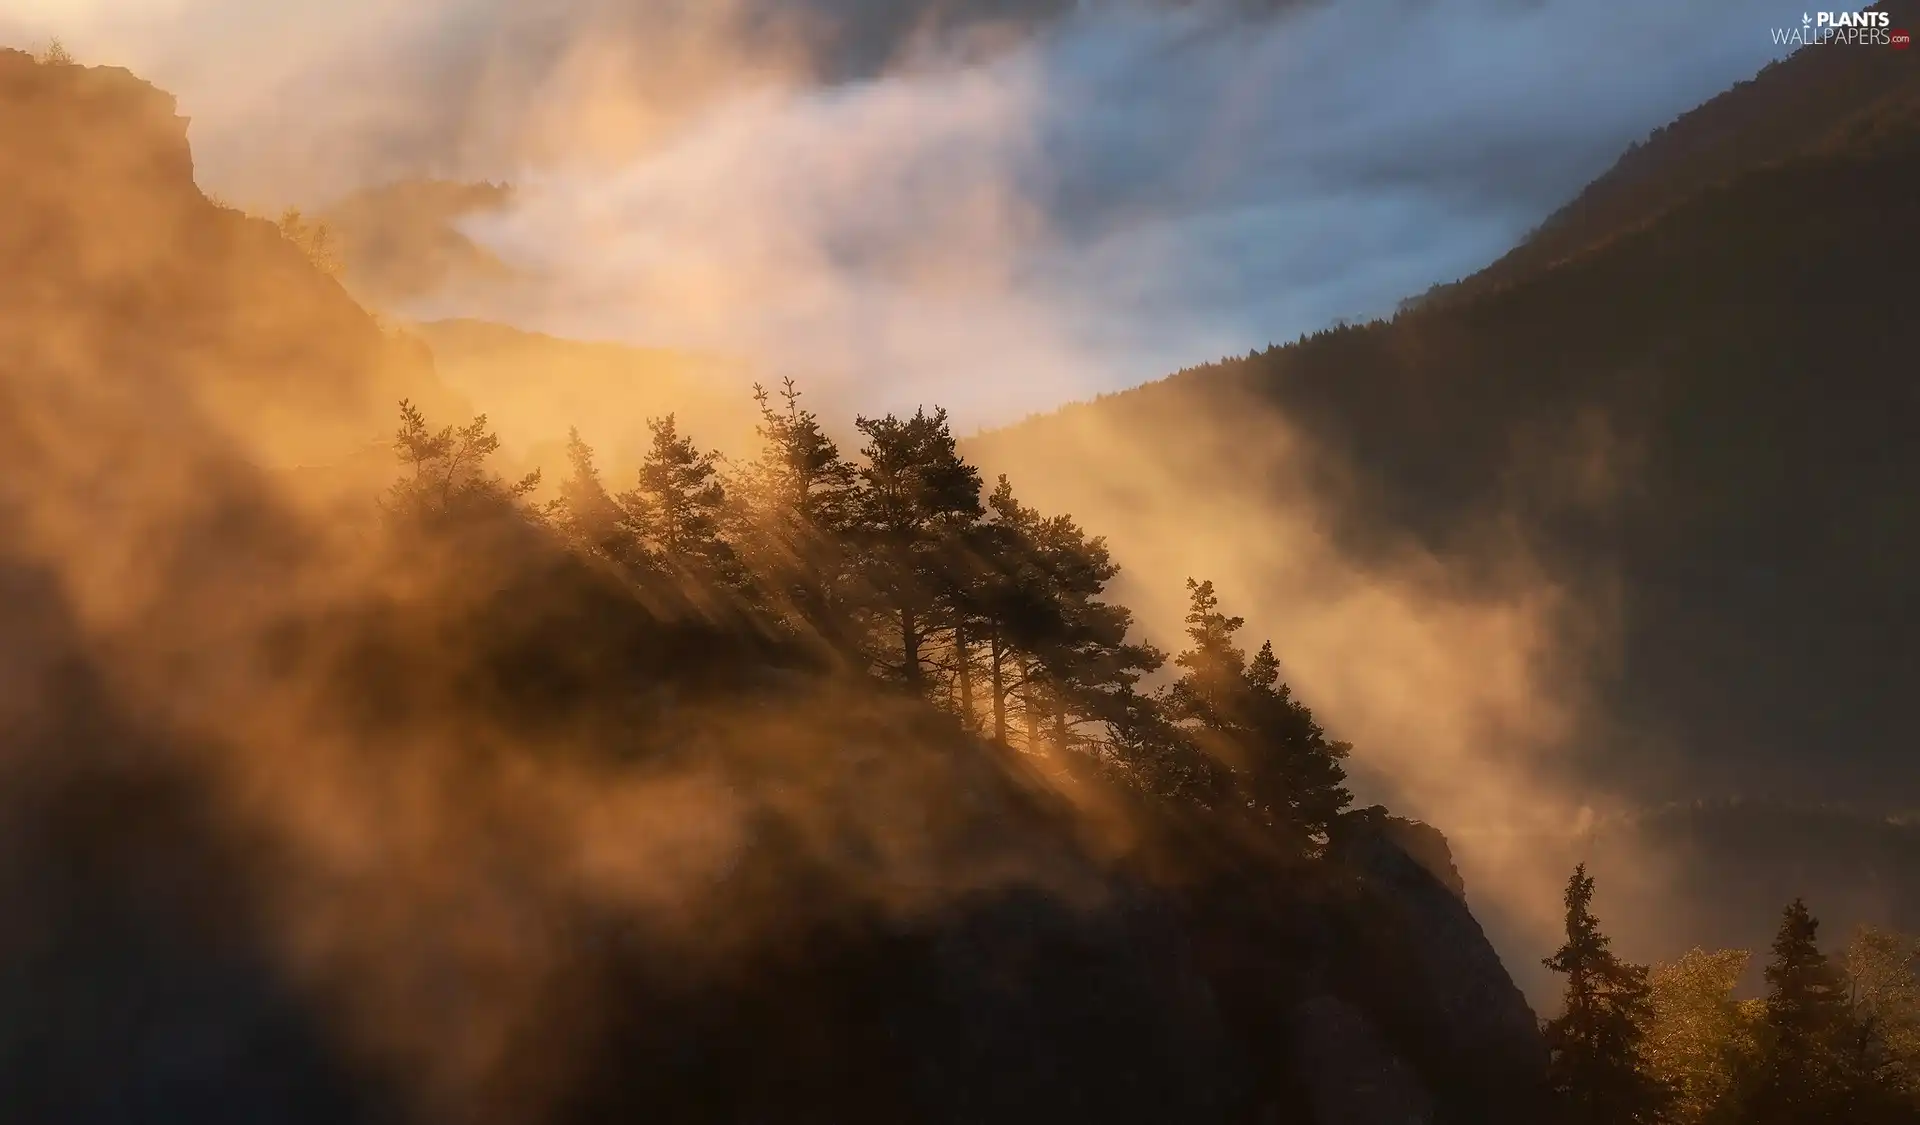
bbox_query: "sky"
[2,0,1809,427]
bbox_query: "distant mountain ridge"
[971,34,1920,811]
[1415,0,1920,307]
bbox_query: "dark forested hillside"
[1428,0,1920,303]
[973,39,1920,813]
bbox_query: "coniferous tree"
[1158,578,1250,806]
[276,207,342,278]
[1735,899,1919,1124]
[1542,864,1672,1125]
[745,379,858,536]
[1758,899,1850,1122]
[1158,579,1351,835]
[553,427,634,562]
[966,477,1054,743]
[1239,639,1353,842]
[733,380,859,644]
[952,477,1160,751]
[848,408,982,688]
[1023,501,1163,757]
[1765,901,1850,1055]
[621,414,738,587]
[387,400,539,525]
[1163,579,1249,732]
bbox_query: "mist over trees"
[410,383,1354,844]
[385,384,1920,1123]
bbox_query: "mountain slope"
[0,49,1551,1125]
[0,50,463,469]
[972,44,1920,811]
[1427,0,1920,304]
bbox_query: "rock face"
[1329,817,1550,1123]
[0,49,460,469]
[1287,995,1436,1125]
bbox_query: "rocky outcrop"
[1329,816,1550,1123]
[1286,994,1435,1125]
[0,49,461,470]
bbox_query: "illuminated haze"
[0,0,1815,979]
[5,0,1799,424]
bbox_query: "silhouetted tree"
[1542,864,1671,1125]
[1743,894,1843,1121]
[1731,900,1920,1124]
[848,408,982,687]
[387,400,538,524]
[962,477,1055,743]
[1158,579,1350,837]
[1239,640,1352,842]
[1023,500,1163,757]
[733,379,860,647]
[553,427,633,562]
[621,414,738,588]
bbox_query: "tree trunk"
[955,623,974,733]
[1022,662,1041,753]
[901,606,920,686]
[990,626,1008,745]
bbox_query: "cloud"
[381,0,1790,429]
[0,0,1819,996]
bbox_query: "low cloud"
[9,1,1796,425]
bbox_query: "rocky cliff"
[0,48,461,470]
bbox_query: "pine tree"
[1022,502,1163,757]
[848,408,982,688]
[744,379,858,536]
[952,477,1162,751]
[387,400,539,524]
[1239,640,1352,842]
[734,380,859,644]
[1163,579,1249,735]
[621,414,737,586]
[966,477,1054,743]
[1158,579,1350,833]
[1542,865,1672,1125]
[1738,899,1894,1124]
[553,428,633,562]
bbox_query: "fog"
[8,0,1802,424]
[0,0,1859,1020]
